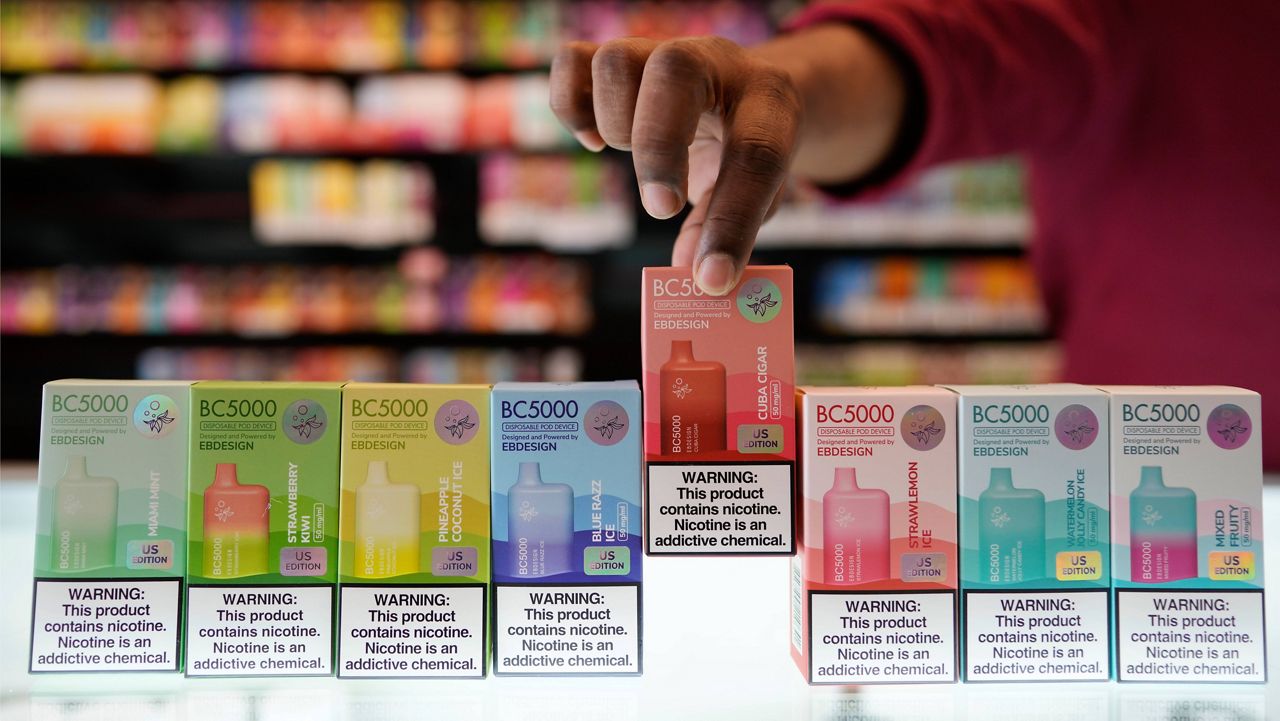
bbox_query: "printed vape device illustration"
[1129,465,1198,582]
[354,460,421,579]
[660,340,726,454]
[51,455,119,572]
[822,467,889,584]
[978,467,1046,583]
[507,462,573,577]
[202,463,270,578]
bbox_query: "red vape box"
[641,266,796,556]
[792,387,959,685]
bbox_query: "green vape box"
[185,381,342,677]
[30,380,190,673]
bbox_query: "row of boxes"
[787,384,1265,685]
[29,266,1268,683]
[30,379,641,677]
[637,267,1265,684]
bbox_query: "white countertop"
[1,473,1276,720]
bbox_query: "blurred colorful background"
[0,1,1057,459]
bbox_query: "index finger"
[549,40,606,151]
[695,67,800,295]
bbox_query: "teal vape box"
[942,384,1111,682]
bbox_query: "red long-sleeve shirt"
[792,0,1280,469]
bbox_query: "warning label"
[186,585,332,676]
[809,591,956,684]
[30,579,181,672]
[494,584,640,675]
[965,590,1109,681]
[1117,590,1266,682]
[338,585,485,678]
[646,462,793,554]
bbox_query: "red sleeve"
[786,0,1135,184]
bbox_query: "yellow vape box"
[337,383,490,678]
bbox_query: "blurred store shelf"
[0,1,779,73]
[796,342,1062,387]
[0,255,592,337]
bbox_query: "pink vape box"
[793,387,959,684]
[642,266,795,556]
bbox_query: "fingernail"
[696,253,737,296]
[573,129,606,152]
[640,183,681,219]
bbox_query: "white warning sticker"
[186,585,332,676]
[809,591,956,683]
[965,590,1109,681]
[30,579,181,672]
[338,585,485,678]
[646,463,793,554]
[1116,590,1266,682]
[494,584,640,675]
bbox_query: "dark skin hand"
[549,24,907,294]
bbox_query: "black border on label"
[336,582,488,679]
[492,581,643,677]
[807,589,959,686]
[1115,588,1268,684]
[644,460,796,556]
[184,583,335,678]
[962,588,1112,683]
[29,577,184,674]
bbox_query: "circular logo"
[736,277,782,323]
[1207,403,1252,450]
[133,394,180,438]
[283,399,328,444]
[435,399,480,445]
[1055,404,1099,450]
[901,405,946,451]
[585,400,630,446]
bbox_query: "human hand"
[549,36,802,295]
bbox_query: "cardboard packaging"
[641,266,796,556]
[942,384,1112,682]
[185,382,342,677]
[1100,386,1265,683]
[490,382,643,675]
[792,387,959,684]
[30,380,190,673]
[336,383,490,678]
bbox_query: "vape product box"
[942,384,1111,682]
[185,382,341,677]
[1100,386,1265,682]
[490,382,642,675]
[641,266,796,555]
[337,383,490,678]
[792,387,959,684]
[30,380,190,673]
